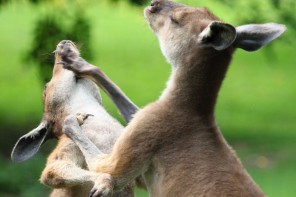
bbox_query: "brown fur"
[33,41,134,197]
[62,1,285,196]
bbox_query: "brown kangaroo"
[62,1,286,196]
[11,40,138,197]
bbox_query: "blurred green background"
[0,0,295,196]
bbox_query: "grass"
[0,1,295,197]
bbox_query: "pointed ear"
[198,21,237,51]
[11,122,52,163]
[234,23,286,51]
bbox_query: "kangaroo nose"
[58,40,73,48]
[55,40,77,56]
[150,0,161,13]
[60,40,72,45]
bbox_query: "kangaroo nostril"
[151,0,160,7]
[60,40,68,45]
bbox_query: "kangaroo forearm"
[94,69,139,122]
[63,114,147,191]
[94,135,151,191]
[95,156,146,191]
[63,115,104,171]
[69,57,139,123]
[85,66,138,123]
[40,161,97,188]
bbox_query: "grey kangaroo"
[11,40,138,197]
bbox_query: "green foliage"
[105,0,149,6]
[0,0,8,6]
[128,0,149,6]
[0,0,40,7]
[27,12,92,83]
[27,16,66,83]
[0,0,7,3]
[29,0,42,4]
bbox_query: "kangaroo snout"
[56,40,80,62]
[149,0,161,13]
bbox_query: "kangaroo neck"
[160,48,233,116]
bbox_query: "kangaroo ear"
[198,21,237,51]
[234,23,286,51]
[11,122,52,163]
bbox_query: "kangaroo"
[11,40,138,197]
[62,1,286,196]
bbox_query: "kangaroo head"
[11,40,83,163]
[144,0,286,65]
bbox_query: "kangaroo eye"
[170,15,179,24]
